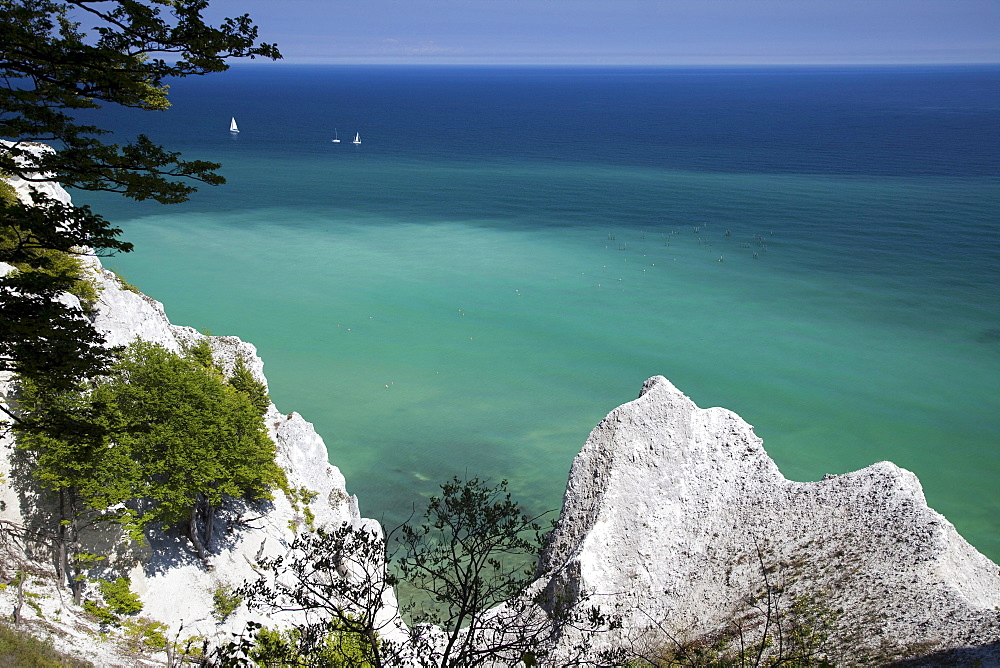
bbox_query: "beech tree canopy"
[17,338,287,558]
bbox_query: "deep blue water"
[76,65,1000,560]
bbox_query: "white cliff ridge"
[535,376,1000,663]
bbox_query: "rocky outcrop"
[535,376,1000,664]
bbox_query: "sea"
[74,65,1000,562]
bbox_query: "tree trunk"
[68,490,83,606]
[367,628,383,668]
[203,501,215,550]
[189,504,207,562]
[55,489,66,583]
[12,571,24,626]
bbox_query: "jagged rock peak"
[537,376,1000,664]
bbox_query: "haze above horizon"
[205,0,998,66]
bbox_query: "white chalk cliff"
[534,376,1000,663]
[0,167,399,665]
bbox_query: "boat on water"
[352,132,361,145]
[229,117,239,133]
[332,128,341,143]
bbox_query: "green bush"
[32,250,100,310]
[212,584,242,622]
[229,357,271,415]
[122,618,168,651]
[98,577,142,616]
[249,623,374,668]
[0,177,18,206]
[19,339,288,557]
[184,338,217,370]
[0,180,101,312]
[82,578,142,627]
[0,232,100,313]
[82,600,118,627]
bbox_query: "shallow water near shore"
[79,65,1000,560]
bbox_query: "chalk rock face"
[0,140,73,206]
[0,175,393,664]
[537,376,1000,663]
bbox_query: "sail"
[353,132,361,144]
[230,117,239,133]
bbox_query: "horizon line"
[232,59,1000,67]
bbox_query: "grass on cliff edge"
[0,621,93,667]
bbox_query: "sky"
[203,0,1000,66]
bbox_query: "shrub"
[246,623,374,667]
[0,233,101,312]
[212,584,242,622]
[82,600,119,627]
[184,338,217,370]
[0,177,18,205]
[83,577,142,627]
[229,357,271,415]
[122,618,168,651]
[98,577,143,616]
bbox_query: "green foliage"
[397,477,546,664]
[229,357,271,415]
[22,590,45,620]
[243,623,374,667]
[71,553,106,572]
[0,0,280,390]
[0,209,101,315]
[0,178,18,205]
[82,577,143,627]
[184,338,217,370]
[285,486,319,510]
[171,634,208,663]
[0,192,128,391]
[122,617,169,651]
[0,620,94,667]
[17,250,101,312]
[16,339,287,559]
[285,486,318,532]
[229,479,552,667]
[82,600,119,627]
[98,578,142,616]
[91,340,286,535]
[0,199,122,393]
[212,584,242,622]
[233,525,398,666]
[15,376,130,514]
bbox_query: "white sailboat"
[352,132,361,145]
[229,117,239,133]
[332,128,341,143]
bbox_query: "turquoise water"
[78,66,1000,561]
